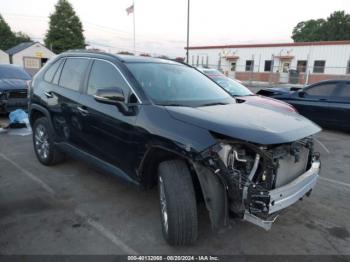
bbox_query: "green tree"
[292,19,326,42]
[0,14,32,50]
[323,11,350,41]
[13,32,31,45]
[45,0,85,54]
[292,11,350,42]
[0,14,16,50]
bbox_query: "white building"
[188,40,350,84]
[0,49,9,64]
[6,42,55,75]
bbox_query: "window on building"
[231,62,236,72]
[245,60,254,72]
[59,58,90,91]
[313,60,326,73]
[297,60,307,73]
[88,60,130,97]
[347,61,350,74]
[264,60,272,72]
[306,83,337,96]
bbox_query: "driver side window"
[305,83,337,97]
[87,60,130,99]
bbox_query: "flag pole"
[186,0,190,63]
[133,0,136,54]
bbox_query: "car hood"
[165,103,321,145]
[0,79,27,91]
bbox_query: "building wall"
[0,50,9,64]
[12,43,55,74]
[188,43,350,84]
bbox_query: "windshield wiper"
[161,103,186,107]
[199,102,228,107]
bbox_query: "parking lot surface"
[0,116,350,255]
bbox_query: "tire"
[33,117,65,165]
[158,160,198,246]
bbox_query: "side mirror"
[94,87,137,116]
[94,88,125,105]
[298,91,306,98]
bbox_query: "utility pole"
[133,0,136,53]
[186,0,190,63]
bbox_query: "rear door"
[46,57,90,147]
[289,82,338,126]
[77,59,140,176]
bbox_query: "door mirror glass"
[94,88,125,105]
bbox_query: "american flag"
[126,4,134,15]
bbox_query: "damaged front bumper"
[0,90,28,113]
[244,160,320,230]
[195,136,321,232]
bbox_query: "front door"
[77,59,140,177]
[288,82,339,126]
[279,61,290,83]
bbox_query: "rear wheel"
[158,160,198,245]
[33,117,64,165]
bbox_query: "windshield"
[212,76,253,96]
[203,69,223,75]
[0,66,31,80]
[126,62,233,106]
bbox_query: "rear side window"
[59,58,90,91]
[336,83,350,97]
[52,59,65,85]
[87,60,129,96]
[44,59,63,82]
[306,83,337,97]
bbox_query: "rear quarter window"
[44,59,63,83]
[59,58,90,91]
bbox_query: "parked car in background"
[0,64,31,114]
[29,51,321,245]
[203,71,297,113]
[257,80,350,131]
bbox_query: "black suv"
[29,51,321,245]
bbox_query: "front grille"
[8,90,27,99]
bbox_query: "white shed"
[6,42,55,75]
[0,49,9,64]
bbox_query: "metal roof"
[186,40,350,50]
[6,42,37,55]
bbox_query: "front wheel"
[158,160,198,246]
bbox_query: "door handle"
[44,92,53,98]
[319,98,327,102]
[77,106,89,115]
